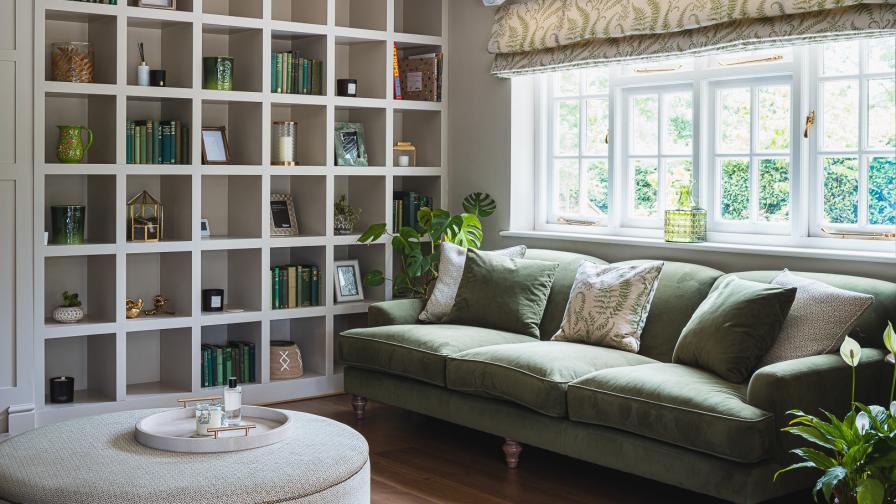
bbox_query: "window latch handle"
[604,130,609,144]
[803,110,815,139]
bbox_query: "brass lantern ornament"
[128,190,163,242]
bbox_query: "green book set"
[270,51,323,95]
[126,120,190,164]
[200,342,256,388]
[393,191,434,232]
[271,264,321,309]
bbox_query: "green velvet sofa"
[337,249,895,503]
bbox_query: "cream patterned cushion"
[419,242,526,323]
[552,261,663,353]
[758,270,873,367]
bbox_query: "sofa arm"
[747,349,888,462]
[368,299,426,327]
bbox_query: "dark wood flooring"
[278,395,809,504]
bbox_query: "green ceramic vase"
[51,205,86,244]
[56,125,93,163]
[203,56,234,91]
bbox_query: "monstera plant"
[357,192,496,297]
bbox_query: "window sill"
[500,229,896,264]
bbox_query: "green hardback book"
[147,120,155,165]
[272,267,280,309]
[279,268,288,309]
[312,60,322,95]
[216,347,224,387]
[153,120,162,164]
[301,267,312,307]
[242,343,250,383]
[284,53,292,94]
[126,121,134,163]
[200,347,207,387]
[310,265,320,306]
[275,53,283,93]
[138,125,146,164]
[295,266,304,306]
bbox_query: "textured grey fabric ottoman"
[0,409,369,504]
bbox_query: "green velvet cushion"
[367,299,426,327]
[444,249,559,338]
[338,324,535,386]
[672,276,797,383]
[446,341,657,417]
[567,363,776,463]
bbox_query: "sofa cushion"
[339,324,535,386]
[567,363,776,463]
[446,341,658,417]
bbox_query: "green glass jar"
[664,183,706,243]
[203,56,234,91]
[51,205,86,244]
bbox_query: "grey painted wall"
[446,0,896,282]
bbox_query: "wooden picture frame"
[201,126,232,165]
[137,0,176,10]
[269,194,299,236]
[333,259,364,303]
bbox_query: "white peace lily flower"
[856,411,870,435]
[839,336,862,367]
[884,321,895,355]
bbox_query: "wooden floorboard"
[278,395,811,504]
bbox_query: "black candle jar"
[203,289,224,312]
[337,79,358,97]
[149,69,166,87]
[49,376,74,403]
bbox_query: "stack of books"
[126,120,190,164]
[397,52,443,102]
[393,191,434,232]
[271,52,323,95]
[271,264,321,309]
[201,342,256,388]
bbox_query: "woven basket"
[270,341,303,380]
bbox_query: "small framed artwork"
[201,127,232,165]
[333,259,364,303]
[334,122,368,167]
[138,0,176,9]
[270,194,299,236]
[199,218,211,237]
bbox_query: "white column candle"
[277,136,294,163]
[398,155,410,167]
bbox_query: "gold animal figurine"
[143,295,175,316]
[126,298,144,319]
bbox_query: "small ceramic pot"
[334,214,355,235]
[52,306,84,324]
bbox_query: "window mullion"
[750,86,759,223]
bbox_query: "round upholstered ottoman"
[0,409,369,504]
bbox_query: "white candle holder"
[272,121,297,166]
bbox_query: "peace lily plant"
[775,322,896,504]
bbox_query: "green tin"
[203,56,234,91]
[51,205,86,244]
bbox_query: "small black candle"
[49,376,74,403]
[203,289,224,312]
[149,69,166,87]
[337,79,358,97]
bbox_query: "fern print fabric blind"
[489,0,896,76]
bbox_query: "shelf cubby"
[200,175,262,239]
[269,245,327,305]
[335,0,387,31]
[200,321,262,386]
[44,255,116,326]
[45,10,117,85]
[393,174,441,210]
[334,38,387,99]
[201,100,262,165]
[334,175,386,233]
[127,0,194,12]
[124,97,193,165]
[334,106,387,166]
[393,109,441,167]
[125,252,193,318]
[269,316,325,378]
[269,175,327,237]
[201,248,262,313]
[271,0,328,25]
[270,31,327,76]
[333,243,385,302]
[201,25,264,93]
[44,333,117,405]
[270,104,327,166]
[126,174,192,241]
[126,328,193,398]
[202,0,263,19]
[44,174,116,245]
[394,0,442,37]
[44,92,116,164]
[333,312,367,373]
[126,17,193,89]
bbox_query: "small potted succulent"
[334,195,361,235]
[52,291,83,324]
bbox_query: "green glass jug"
[56,125,93,163]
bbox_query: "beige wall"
[446,0,896,282]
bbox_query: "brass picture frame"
[201,126,232,165]
[270,193,299,236]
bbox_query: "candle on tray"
[195,403,224,436]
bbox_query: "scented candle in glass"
[273,121,297,166]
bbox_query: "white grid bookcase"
[33,0,447,425]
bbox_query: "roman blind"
[489,0,896,77]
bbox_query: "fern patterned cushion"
[552,261,664,353]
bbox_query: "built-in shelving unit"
[34,0,446,425]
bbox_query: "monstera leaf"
[463,192,496,217]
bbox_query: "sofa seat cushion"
[339,324,535,386]
[446,341,658,417]
[567,363,775,463]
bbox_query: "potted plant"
[358,192,496,297]
[775,323,896,503]
[334,195,361,235]
[52,291,84,324]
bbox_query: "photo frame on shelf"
[334,122,368,167]
[138,0,176,9]
[201,127,232,165]
[270,194,299,236]
[199,218,211,237]
[333,259,364,303]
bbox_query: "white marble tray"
[135,405,292,453]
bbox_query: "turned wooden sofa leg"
[502,439,522,469]
[351,395,368,420]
